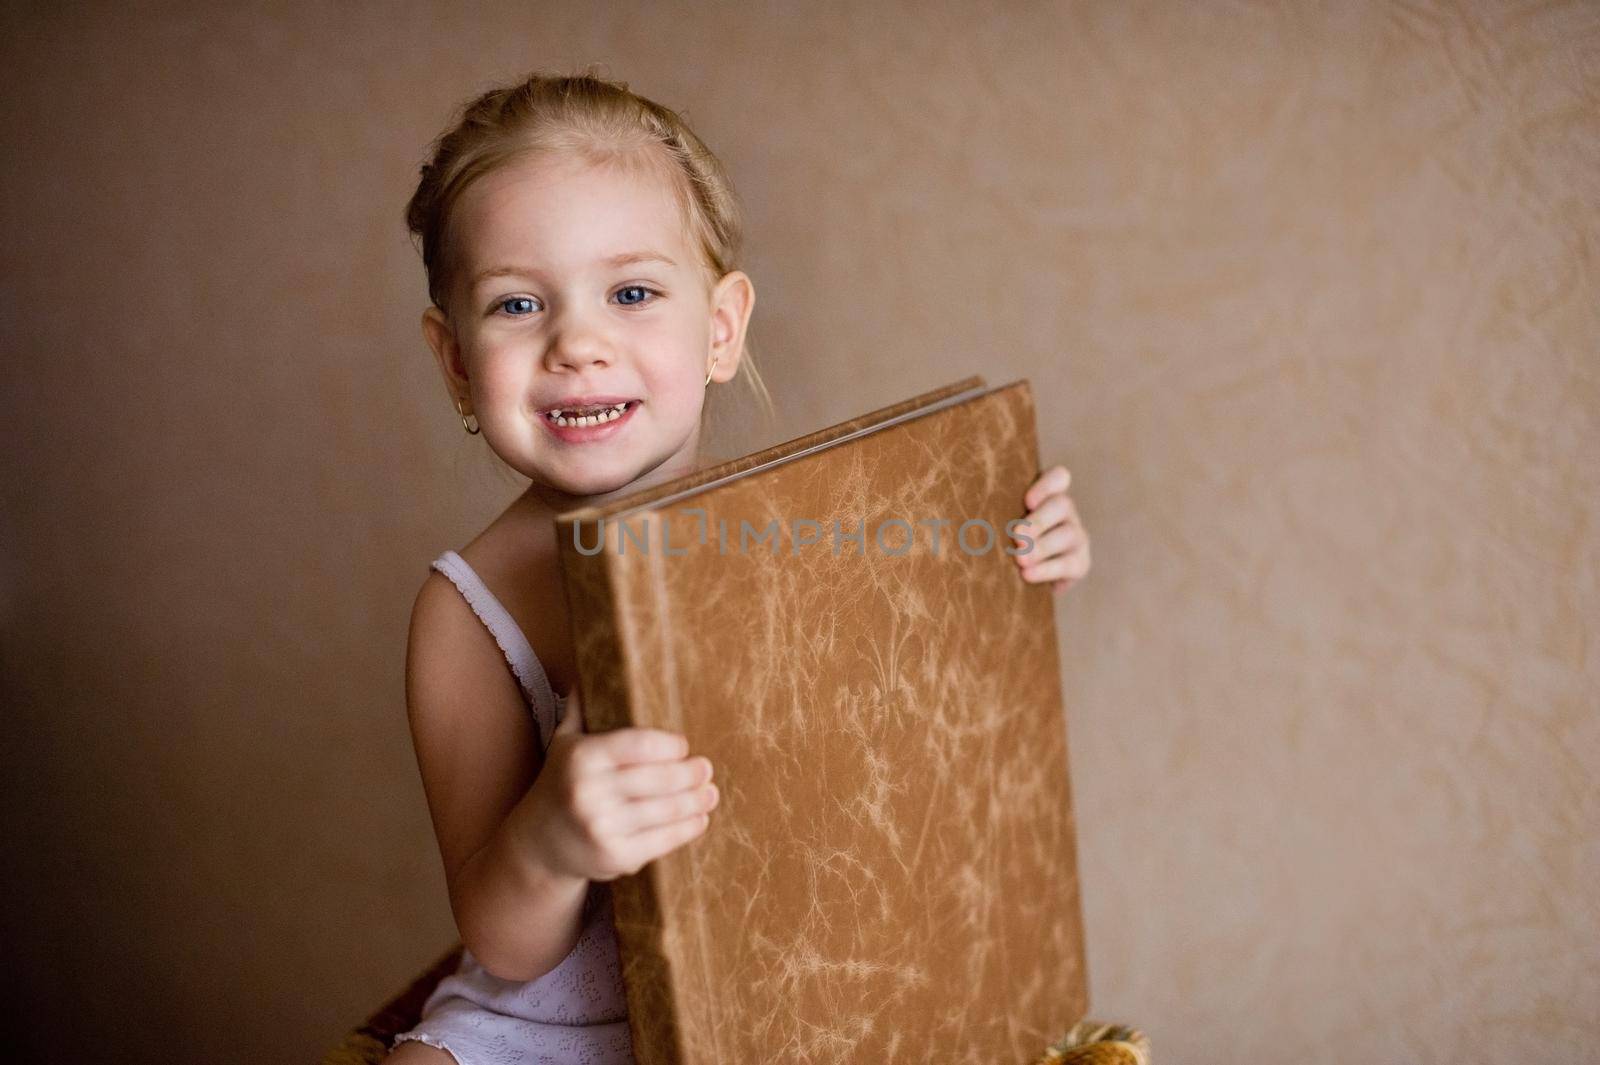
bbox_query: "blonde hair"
[404,65,775,423]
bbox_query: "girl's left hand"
[1011,464,1091,595]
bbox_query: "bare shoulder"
[404,564,545,889]
[453,494,576,695]
[405,562,534,742]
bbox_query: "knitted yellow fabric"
[1030,1019,1152,1065]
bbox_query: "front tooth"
[550,402,630,426]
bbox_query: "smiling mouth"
[542,400,638,427]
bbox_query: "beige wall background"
[2,2,1595,1062]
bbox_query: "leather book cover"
[555,376,1087,1063]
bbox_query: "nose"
[542,304,614,374]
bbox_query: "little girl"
[384,69,1092,1065]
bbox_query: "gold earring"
[455,396,480,435]
[704,355,719,387]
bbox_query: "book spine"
[557,513,690,1065]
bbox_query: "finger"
[594,727,692,769]
[1016,524,1086,569]
[609,756,713,800]
[1024,465,1069,510]
[624,811,712,864]
[1014,494,1075,546]
[1017,551,1090,584]
[1008,504,1067,560]
[1024,465,1071,510]
[606,783,719,836]
[554,692,584,734]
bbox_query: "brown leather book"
[555,375,1087,1064]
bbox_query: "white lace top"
[390,550,635,1065]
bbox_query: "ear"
[421,305,472,409]
[706,270,755,383]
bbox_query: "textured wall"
[1,2,1595,1063]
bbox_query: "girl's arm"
[404,570,589,984]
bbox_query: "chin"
[535,455,652,499]
[525,427,698,501]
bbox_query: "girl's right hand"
[520,687,718,882]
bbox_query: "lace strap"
[430,549,561,747]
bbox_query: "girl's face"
[422,150,753,503]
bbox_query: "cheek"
[639,320,710,389]
[472,349,531,404]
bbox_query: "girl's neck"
[520,443,722,518]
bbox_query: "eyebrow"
[470,250,679,288]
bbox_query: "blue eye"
[616,285,658,306]
[497,296,537,317]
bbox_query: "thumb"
[555,689,585,735]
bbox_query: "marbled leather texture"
[557,378,1086,1063]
